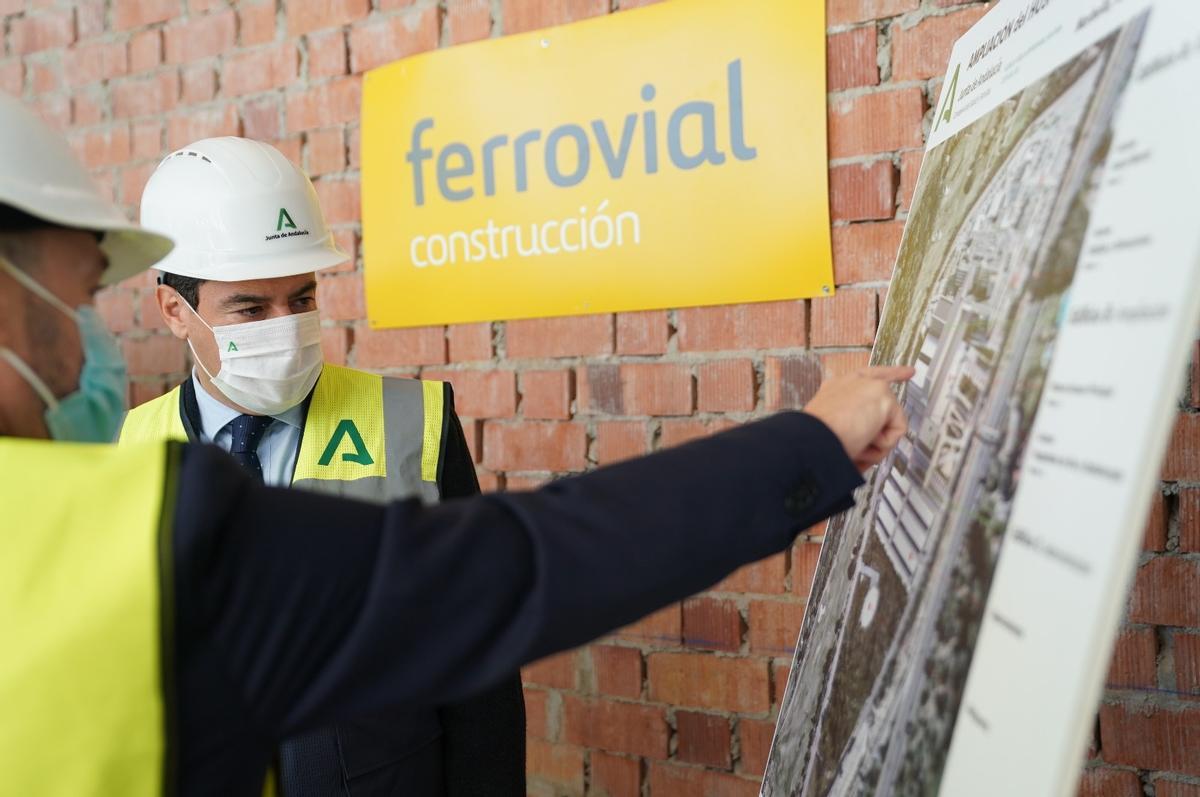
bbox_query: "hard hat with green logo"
[0,94,174,286]
[139,137,348,281]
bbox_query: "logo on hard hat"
[266,207,310,242]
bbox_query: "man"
[0,92,912,796]
[121,137,524,797]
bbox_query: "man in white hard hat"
[0,91,913,796]
[121,137,525,797]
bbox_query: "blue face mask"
[0,257,128,443]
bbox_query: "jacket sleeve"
[436,384,527,796]
[173,411,863,743]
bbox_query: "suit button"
[785,483,819,517]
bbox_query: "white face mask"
[183,300,324,416]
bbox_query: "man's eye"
[293,297,316,311]
[238,307,264,318]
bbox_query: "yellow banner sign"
[362,0,831,328]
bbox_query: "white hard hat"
[0,94,173,286]
[140,137,348,282]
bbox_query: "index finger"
[858,365,916,383]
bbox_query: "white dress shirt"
[191,372,306,487]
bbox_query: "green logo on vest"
[318,419,374,467]
[227,341,239,352]
[277,207,297,231]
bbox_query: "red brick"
[1143,491,1167,552]
[505,314,613,359]
[812,289,876,347]
[765,355,823,411]
[1158,782,1200,797]
[121,162,159,211]
[832,220,904,285]
[561,695,669,759]
[1105,627,1157,690]
[313,179,360,224]
[29,62,58,94]
[1128,557,1200,628]
[0,59,23,95]
[273,135,303,166]
[521,370,572,420]
[576,364,620,415]
[616,310,669,355]
[421,368,516,419]
[892,6,991,82]
[240,95,281,141]
[447,323,492,362]
[749,600,804,656]
[738,718,775,778]
[1193,341,1200,408]
[504,474,547,490]
[899,148,924,212]
[305,127,345,176]
[75,0,106,38]
[11,10,74,55]
[221,42,298,97]
[287,0,370,36]
[346,125,361,170]
[64,40,128,88]
[819,350,872,379]
[792,539,824,598]
[179,65,216,105]
[830,88,924,159]
[483,421,587,472]
[447,0,492,45]
[308,29,349,79]
[618,363,692,416]
[1181,489,1200,553]
[113,72,179,119]
[677,301,806,352]
[830,160,896,222]
[129,30,163,73]
[614,603,680,646]
[828,26,878,91]
[592,645,642,699]
[348,8,440,74]
[122,335,187,377]
[318,270,366,320]
[771,662,791,705]
[166,104,239,151]
[648,762,758,797]
[353,324,446,368]
[827,0,919,26]
[697,359,755,413]
[501,0,608,34]
[1075,768,1141,797]
[1098,701,1200,775]
[682,597,742,652]
[676,711,731,768]
[595,421,648,466]
[286,76,362,133]
[659,419,737,449]
[647,652,769,713]
[71,125,132,169]
[130,380,170,408]
[320,326,351,367]
[527,739,584,792]
[163,10,236,63]
[524,688,551,740]
[239,1,278,46]
[95,289,136,335]
[523,649,577,690]
[1164,414,1200,481]
[590,751,641,797]
[714,553,788,595]
[1175,632,1200,695]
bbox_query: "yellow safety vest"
[0,438,177,795]
[120,365,447,505]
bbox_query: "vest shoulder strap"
[119,385,187,446]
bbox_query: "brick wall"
[4,0,1196,793]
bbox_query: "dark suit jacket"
[173,377,525,796]
[170,411,863,795]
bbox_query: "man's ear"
[156,284,190,340]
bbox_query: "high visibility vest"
[0,438,178,795]
[120,365,447,505]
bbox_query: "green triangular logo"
[277,207,297,231]
[227,341,238,352]
[318,419,374,467]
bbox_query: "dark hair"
[160,271,207,308]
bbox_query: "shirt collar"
[190,371,307,439]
